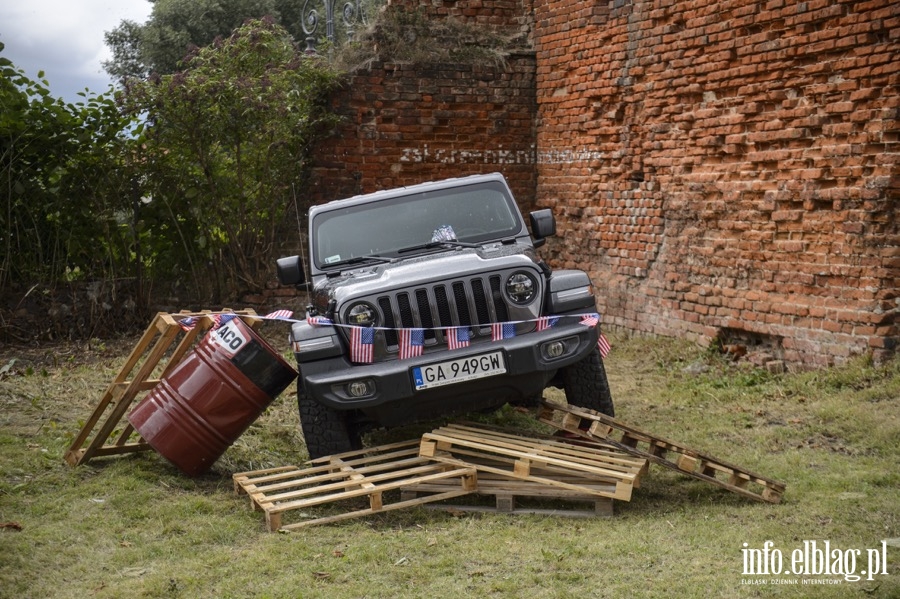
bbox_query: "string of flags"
[177,310,611,364]
[305,312,611,364]
[177,310,294,332]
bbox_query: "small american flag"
[178,317,197,332]
[491,322,516,341]
[307,315,333,326]
[446,327,470,350]
[579,313,600,327]
[597,333,611,358]
[212,313,237,329]
[535,316,559,331]
[398,328,424,360]
[263,309,293,320]
[350,326,375,363]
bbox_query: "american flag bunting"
[263,309,293,320]
[350,326,375,363]
[398,328,425,360]
[579,313,600,327]
[180,310,607,360]
[307,315,333,326]
[598,333,611,358]
[491,322,516,341]
[212,313,237,329]
[446,327,470,350]
[535,316,559,331]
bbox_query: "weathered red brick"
[293,0,899,367]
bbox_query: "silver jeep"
[277,173,613,459]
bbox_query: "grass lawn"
[1,328,898,598]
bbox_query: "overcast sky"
[0,0,153,103]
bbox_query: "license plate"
[413,351,506,390]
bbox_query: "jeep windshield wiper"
[396,240,478,254]
[322,255,394,269]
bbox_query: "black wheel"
[561,347,615,417]
[297,385,362,460]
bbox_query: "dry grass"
[1,330,898,598]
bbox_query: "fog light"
[545,341,565,358]
[347,380,373,398]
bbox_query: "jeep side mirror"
[276,255,306,286]
[529,209,556,248]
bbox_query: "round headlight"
[506,272,537,304]
[346,302,378,327]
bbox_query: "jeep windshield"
[312,180,521,269]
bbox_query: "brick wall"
[307,57,538,210]
[534,0,898,365]
[303,0,898,366]
[307,1,537,211]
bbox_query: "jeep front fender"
[290,320,343,363]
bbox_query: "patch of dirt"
[0,336,141,438]
[796,433,863,456]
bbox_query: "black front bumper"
[296,322,599,427]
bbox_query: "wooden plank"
[274,488,475,531]
[233,441,478,531]
[451,421,649,488]
[88,442,152,457]
[307,439,424,465]
[64,315,163,465]
[401,471,617,518]
[538,401,786,504]
[64,315,178,465]
[453,422,635,467]
[260,462,459,506]
[402,470,618,500]
[428,424,645,479]
[419,424,645,502]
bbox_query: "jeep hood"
[313,245,540,306]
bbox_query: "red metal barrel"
[128,317,297,476]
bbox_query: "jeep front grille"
[365,274,535,354]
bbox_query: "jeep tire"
[298,387,362,460]
[561,347,615,417]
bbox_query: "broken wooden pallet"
[64,309,257,468]
[419,423,647,501]
[233,440,477,531]
[538,401,786,504]
[401,469,617,518]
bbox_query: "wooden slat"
[444,423,644,477]
[233,441,478,531]
[401,469,617,518]
[538,401,786,504]
[419,424,646,501]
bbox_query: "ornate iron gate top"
[302,0,379,52]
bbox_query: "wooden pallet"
[401,469,617,518]
[419,423,646,501]
[538,401,786,504]
[233,440,478,531]
[64,309,257,467]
